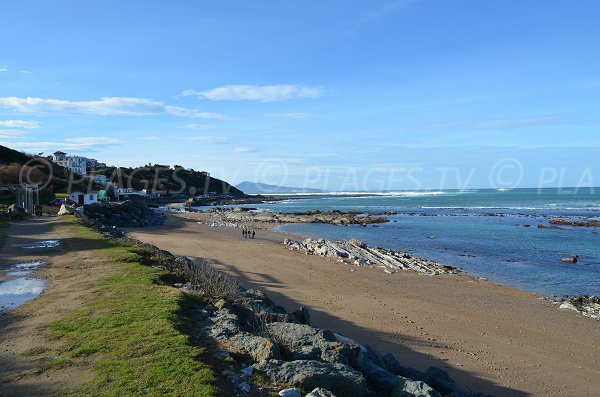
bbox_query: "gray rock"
[320,343,361,366]
[266,322,336,361]
[227,334,281,362]
[266,322,356,365]
[292,306,311,325]
[209,308,242,339]
[305,388,337,397]
[238,382,251,393]
[423,367,467,397]
[355,350,398,396]
[364,344,386,368]
[252,359,368,397]
[278,388,301,397]
[392,376,442,397]
[382,353,425,381]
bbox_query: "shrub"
[184,259,241,302]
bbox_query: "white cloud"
[234,147,256,153]
[0,96,224,119]
[64,137,120,145]
[182,84,322,102]
[0,119,40,129]
[188,135,228,143]
[19,70,33,75]
[0,129,29,138]
[183,123,214,130]
[0,66,7,73]
[0,136,120,153]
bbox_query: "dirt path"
[0,217,115,396]
[128,213,600,397]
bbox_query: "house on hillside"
[52,151,68,167]
[70,191,98,205]
[51,151,87,175]
[86,174,109,185]
[114,187,160,200]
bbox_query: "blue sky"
[1,0,599,190]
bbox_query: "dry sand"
[127,213,600,397]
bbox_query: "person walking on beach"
[242,228,246,238]
[252,230,256,239]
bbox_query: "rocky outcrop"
[199,283,486,397]
[252,360,369,397]
[208,208,392,226]
[283,238,459,275]
[548,217,600,227]
[83,200,165,227]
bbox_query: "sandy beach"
[126,212,600,397]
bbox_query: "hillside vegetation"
[95,165,244,197]
[0,145,244,197]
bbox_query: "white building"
[70,191,98,205]
[87,174,109,185]
[52,151,87,175]
[114,187,160,200]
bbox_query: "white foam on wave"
[259,190,470,197]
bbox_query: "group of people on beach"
[242,227,256,239]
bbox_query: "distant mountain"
[236,181,325,195]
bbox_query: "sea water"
[247,188,599,297]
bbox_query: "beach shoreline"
[126,212,600,397]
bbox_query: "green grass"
[46,218,216,397]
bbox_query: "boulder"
[355,350,399,396]
[266,323,355,364]
[252,360,368,397]
[209,308,242,339]
[305,388,337,397]
[423,367,468,397]
[227,334,281,362]
[382,353,425,381]
[392,376,442,397]
[291,306,311,325]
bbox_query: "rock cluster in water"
[213,208,392,226]
[283,238,460,275]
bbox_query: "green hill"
[95,165,244,197]
[0,145,244,197]
[0,145,91,193]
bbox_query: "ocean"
[237,188,600,297]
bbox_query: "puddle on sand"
[0,261,46,314]
[12,240,60,249]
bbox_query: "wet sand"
[127,213,600,397]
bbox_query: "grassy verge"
[46,218,216,396]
